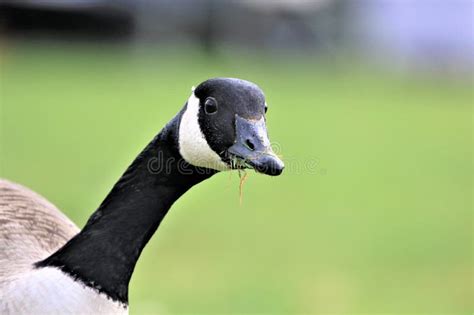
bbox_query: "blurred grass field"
[0,42,472,314]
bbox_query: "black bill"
[227,115,284,176]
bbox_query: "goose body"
[0,78,283,314]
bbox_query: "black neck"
[36,112,216,304]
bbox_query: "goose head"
[179,78,284,176]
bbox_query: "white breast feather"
[0,267,128,315]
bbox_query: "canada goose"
[0,78,284,314]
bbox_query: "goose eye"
[204,97,218,114]
[264,105,268,114]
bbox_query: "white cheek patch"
[178,92,229,171]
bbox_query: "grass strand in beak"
[238,169,249,205]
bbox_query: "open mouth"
[225,151,255,170]
[225,150,284,176]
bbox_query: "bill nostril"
[245,139,255,151]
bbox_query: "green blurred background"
[0,1,473,314]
